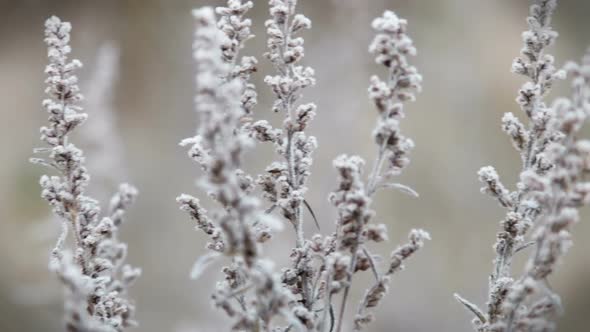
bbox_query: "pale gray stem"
[362,247,380,282]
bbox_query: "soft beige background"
[1,0,589,331]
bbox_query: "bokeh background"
[1,0,589,331]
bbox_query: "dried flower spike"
[326,10,429,332]
[456,1,589,331]
[178,5,300,330]
[34,16,140,332]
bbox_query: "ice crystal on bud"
[502,112,529,152]
[291,14,311,33]
[478,166,513,208]
[366,223,388,242]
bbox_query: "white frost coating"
[178,4,296,331]
[181,3,425,332]
[33,16,140,332]
[457,1,590,331]
[328,10,429,332]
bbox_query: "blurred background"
[1,0,589,331]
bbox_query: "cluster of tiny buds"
[456,2,590,332]
[34,16,141,332]
[264,0,315,114]
[215,0,258,116]
[33,1,590,332]
[181,3,431,331]
[178,6,313,331]
[367,10,422,189]
[326,11,429,331]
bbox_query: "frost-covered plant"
[254,0,317,317]
[179,1,429,331]
[177,5,299,330]
[454,1,590,331]
[329,11,429,332]
[32,16,140,332]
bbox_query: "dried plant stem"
[35,16,140,331]
[327,11,428,331]
[182,2,427,330]
[262,0,317,312]
[362,247,381,282]
[281,9,305,252]
[491,49,544,294]
[455,2,590,331]
[334,231,359,332]
[367,142,387,196]
[335,158,383,332]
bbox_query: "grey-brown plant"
[30,1,590,331]
[178,5,300,331]
[454,1,590,331]
[32,16,140,332]
[178,1,429,331]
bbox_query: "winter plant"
[177,0,429,331]
[31,0,589,331]
[32,16,140,332]
[454,1,590,331]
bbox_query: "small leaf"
[303,199,320,230]
[190,252,221,280]
[33,147,52,154]
[179,136,198,147]
[265,204,277,214]
[329,303,335,332]
[362,247,381,282]
[380,183,419,197]
[454,293,486,324]
[29,158,55,169]
[515,241,535,253]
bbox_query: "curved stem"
[367,140,388,196]
[334,220,362,332]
